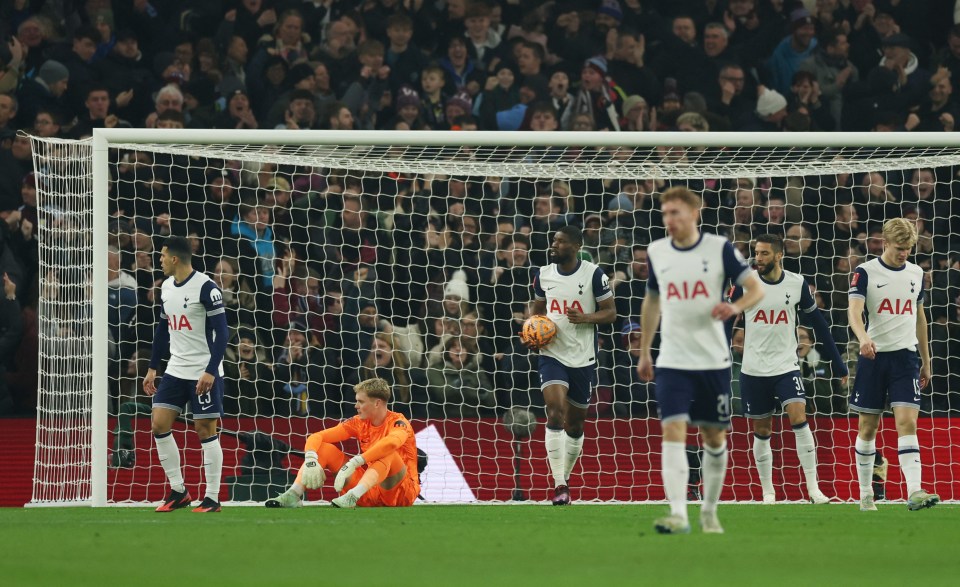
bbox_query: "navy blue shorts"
[851,349,920,414]
[740,370,807,418]
[153,373,224,419]
[655,367,732,427]
[538,355,596,409]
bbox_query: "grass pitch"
[1,504,957,586]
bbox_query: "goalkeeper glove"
[334,454,365,492]
[300,451,325,489]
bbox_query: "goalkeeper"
[265,378,420,508]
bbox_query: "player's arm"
[846,266,875,359]
[798,281,849,380]
[197,281,229,394]
[569,267,616,324]
[144,314,170,396]
[713,242,763,320]
[531,270,547,316]
[637,291,660,382]
[916,302,931,389]
[301,420,357,488]
[724,285,744,341]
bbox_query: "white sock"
[545,427,567,488]
[855,436,876,498]
[290,481,305,498]
[752,434,774,498]
[154,432,186,494]
[201,435,223,503]
[702,440,728,514]
[661,441,689,522]
[562,431,584,481]
[898,434,922,496]
[792,423,820,492]
[347,482,370,499]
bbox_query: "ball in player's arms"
[521,314,558,349]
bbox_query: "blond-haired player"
[848,218,938,511]
[265,378,420,508]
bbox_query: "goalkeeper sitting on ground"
[266,378,420,508]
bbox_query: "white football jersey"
[647,232,751,370]
[848,258,924,352]
[733,269,817,376]
[533,259,612,368]
[160,271,226,379]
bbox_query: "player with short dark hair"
[730,233,848,504]
[265,378,420,509]
[848,218,938,512]
[529,225,616,505]
[639,187,765,534]
[144,236,229,512]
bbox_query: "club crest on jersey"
[910,280,915,293]
[754,309,789,324]
[183,296,189,308]
[167,314,193,330]
[877,298,913,315]
[578,283,584,295]
[665,280,709,300]
[701,259,709,273]
[784,293,791,305]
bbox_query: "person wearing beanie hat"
[570,55,621,131]
[755,86,788,118]
[38,60,70,95]
[766,7,818,95]
[443,269,471,303]
[530,224,617,505]
[445,90,473,123]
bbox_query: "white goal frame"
[41,128,960,506]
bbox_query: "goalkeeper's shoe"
[653,515,691,535]
[264,489,302,509]
[859,493,878,512]
[155,489,192,512]
[907,489,940,511]
[192,497,222,513]
[699,511,724,534]
[331,492,359,509]
[552,485,571,506]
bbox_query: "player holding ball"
[523,226,616,505]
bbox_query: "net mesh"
[30,133,960,504]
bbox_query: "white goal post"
[29,129,960,506]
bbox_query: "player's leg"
[653,368,694,534]
[692,369,733,534]
[559,365,594,497]
[539,356,572,503]
[889,352,939,510]
[750,415,775,503]
[850,354,883,511]
[334,453,408,508]
[782,397,829,503]
[151,375,192,512]
[699,425,728,534]
[741,373,776,503]
[189,377,225,512]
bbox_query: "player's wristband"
[305,450,319,464]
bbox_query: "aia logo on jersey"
[550,299,584,314]
[665,280,709,300]
[167,314,193,330]
[877,298,913,315]
[753,309,789,324]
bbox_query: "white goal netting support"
[29,129,960,506]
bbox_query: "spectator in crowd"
[427,336,496,416]
[570,56,621,131]
[611,320,653,417]
[16,60,70,129]
[799,28,858,129]
[0,273,23,414]
[272,321,322,417]
[0,94,18,135]
[797,324,846,415]
[767,8,819,96]
[223,326,275,416]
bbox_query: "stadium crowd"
[1,0,960,420]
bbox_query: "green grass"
[1,504,957,586]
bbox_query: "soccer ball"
[522,315,558,349]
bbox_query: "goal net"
[29,130,960,505]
